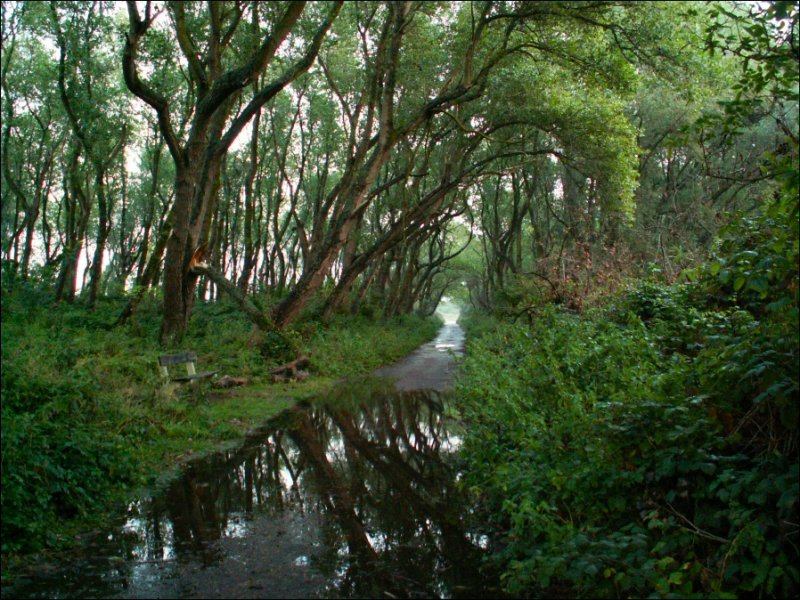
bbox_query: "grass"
[0,285,441,579]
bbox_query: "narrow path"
[1,305,493,600]
[374,320,464,391]
[375,300,463,392]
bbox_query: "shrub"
[455,265,798,598]
[1,406,135,554]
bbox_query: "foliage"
[693,0,798,216]
[1,408,135,554]
[1,291,140,554]
[454,200,799,597]
[6,0,777,340]
[700,2,798,140]
[688,199,799,315]
[311,313,441,379]
[0,285,440,569]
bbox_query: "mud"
[374,322,465,392]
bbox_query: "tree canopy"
[1,0,796,337]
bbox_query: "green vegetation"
[454,199,798,598]
[1,0,797,596]
[1,286,439,570]
[451,7,798,592]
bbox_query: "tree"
[1,2,66,283]
[50,1,129,308]
[4,0,793,338]
[122,0,342,344]
[702,0,798,207]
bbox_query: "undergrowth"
[454,201,799,598]
[0,289,439,574]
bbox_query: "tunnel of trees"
[2,0,794,340]
[2,1,798,597]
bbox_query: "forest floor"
[0,287,441,583]
[1,314,477,599]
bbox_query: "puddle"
[4,319,503,599]
[374,322,465,392]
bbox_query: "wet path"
[374,322,464,392]
[3,310,500,599]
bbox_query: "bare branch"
[214,1,343,160]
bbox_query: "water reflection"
[5,381,497,599]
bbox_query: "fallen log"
[215,375,251,388]
[269,355,311,383]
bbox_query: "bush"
[1,405,135,554]
[311,313,442,378]
[455,262,798,598]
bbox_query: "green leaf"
[747,277,769,295]
[668,571,684,585]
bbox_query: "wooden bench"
[158,352,217,383]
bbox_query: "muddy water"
[4,315,500,599]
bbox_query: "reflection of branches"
[289,413,379,564]
[381,399,401,452]
[402,392,446,458]
[254,450,265,506]
[266,439,284,510]
[329,409,484,597]
[143,510,165,561]
[395,397,421,455]
[360,392,448,464]
[163,478,222,564]
[244,456,254,513]
[254,430,310,511]
[276,439,298,484]
[155,416,321,565]
[140,388,486,596]
[329,404,468,557]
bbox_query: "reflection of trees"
[165,478,222,563]
[290,413,380,564]
[135,387,485,596]
[147,414,314,563]
[290,390,485,598]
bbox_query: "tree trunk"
[115,215,171,326]
[238,103,261,291]
[191,264,275,333]
[87,172,110,308]
[55,145,91,303]
[159,162,202,343]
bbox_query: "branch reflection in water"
[10,378,499,599]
